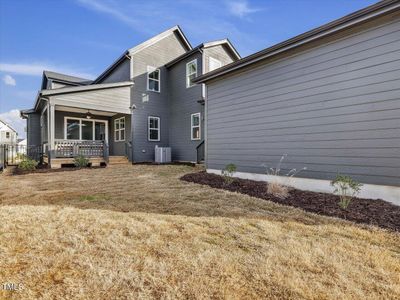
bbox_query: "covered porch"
[39,81,133,168]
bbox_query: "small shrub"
[267,182,289,199]
[18,158,38,171]
[331,174,363,209]
[74,155,89,168]
[221,163,237,184]
[262,154,306,199]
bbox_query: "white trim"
[208,57,222,71]
[186,59,197,88]
[64,116,108,142]
[114,117,126,142]
[146,66,161,93]
[190,112,201,141]
[207,169,400,206]
[148,116,160,142]
[128,26,192,55]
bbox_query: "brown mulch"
[11,165,106,176]
[181,171,400,232]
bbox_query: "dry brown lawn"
[0,164,399,299]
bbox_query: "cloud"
[2,74,16,86]
[76,0,153,34]
[0,109,26,138]
[226,0,260,18]
[0,62,95,79]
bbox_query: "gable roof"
[165,39,241,68]
[195,0,400,84]
[42,70,92,89]
[93,25,192,84]
[0,119,17,133]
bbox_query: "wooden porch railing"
[53,140,107,158]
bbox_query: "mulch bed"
[181,171,400,232]
[11,165,106,176]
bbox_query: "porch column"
[48,103,55,155]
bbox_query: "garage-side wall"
[206,17,400,186]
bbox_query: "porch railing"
[52,140,106,158]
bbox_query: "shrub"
[267,182,289,199]
[74,155,89,168]
[18,158,38,171]
[262,154,307,199]
[331,174,363,210]
[221,163,237,185]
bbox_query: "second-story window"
[5,132,10,139]
[147,66,160,92]
[186,59,197,88]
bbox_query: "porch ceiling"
[55,105,117,117]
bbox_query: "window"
[114,117,125,142]
[66,119,80,140]
[148,116,160,141]
[147,66,160,92]
[5,132,10,139]
[209,57,222,71]
[191,113,201,140]
[65,117,108,141]
[186,59,197,88]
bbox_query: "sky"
[0,0,377,138]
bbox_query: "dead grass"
[267,181,290,199]
[0,165,399,299]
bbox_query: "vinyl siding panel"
[168,52,204,161]
[100,59,131,83]
[110,114,132,157]
[206,18,400,186]
[131,32,187,162]
[49,86,131,114]
[203,45,236,73]
[26,113,41,147]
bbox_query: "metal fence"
[0,144,43,169]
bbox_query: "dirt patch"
[181,171,400,232]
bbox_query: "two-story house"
[21,26,240,168]
[0,119,18,145]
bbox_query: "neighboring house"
[195,0,400,203]
[0,119,17,144]
[17,138,27,154]
[21,26,240,168]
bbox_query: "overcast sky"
[0,0,376,138]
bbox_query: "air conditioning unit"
[155,146,171,163]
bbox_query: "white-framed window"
[147,66,160,92]
[209,57,222,71]
[64,117,108,141]
[148,116,160,141]
[191,113,201,140]
[186,59,197,88]
[114,117,125,142]
[5,132,10,139]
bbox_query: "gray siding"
[26,113,41,146]
[203,45,236,73]
[131,32,187,162]
[206,18,400,186]
[100,59,131,83]
[110,114,132,156]
[168,52,204,161]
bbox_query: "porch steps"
[108,156,130,165]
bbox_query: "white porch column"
[48,103,55,153]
